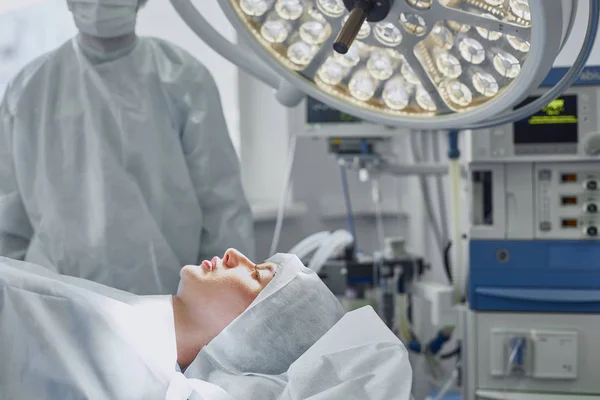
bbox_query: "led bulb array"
[235,0,532,116]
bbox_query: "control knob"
[585,202,599,213]
[586,225,598,237]
[584,179,598,191]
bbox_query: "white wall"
[238,69,290,207]
[136,0,241,152]
[0,0,75,96]
[0,0,46,13]
[554,0,600,67]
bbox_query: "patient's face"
[178,249,278,340]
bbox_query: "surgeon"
[0,249,414,400]
[0,0,255,295]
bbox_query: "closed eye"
[254,267,262,282]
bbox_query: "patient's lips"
[211,257,220,271]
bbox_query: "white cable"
[449,159,465,298]
[269,134,298,256]
[431,131,449,245]
[307,230,354,274]
[372,178,386,251]
[410,131,444,254]
[415,132,444,249]
[288,231,331,260]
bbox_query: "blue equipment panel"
[542,66,600,87]
[469,240,600,312]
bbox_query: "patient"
[0,250,412,400]
[172,249,343,372]
[173,249,280,369]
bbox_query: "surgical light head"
[171,0,598,130]
[229,0,569,125]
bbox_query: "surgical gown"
[0,36,255,294]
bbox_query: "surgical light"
[171,0,599,130]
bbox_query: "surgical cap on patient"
[184,253,345,386]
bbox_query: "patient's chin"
[180,265,205,281]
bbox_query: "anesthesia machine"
[461,68,600,400]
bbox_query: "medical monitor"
[469,86,599,162]
[293,96,400,139]
[513,95,579,151]
[306,97,362,124]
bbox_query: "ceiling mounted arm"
[169,0,281,89]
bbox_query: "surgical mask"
[67,0,139,38]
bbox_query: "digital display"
[306,97,362,124]
[561,219,579,228]
[513,95,578,144]
[561,173,578,183]
[561,196,578,206]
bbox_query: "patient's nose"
[223,248,254,270]
[223,248,242,268]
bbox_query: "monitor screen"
[513,95,578,144]
[306,97,362,124]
